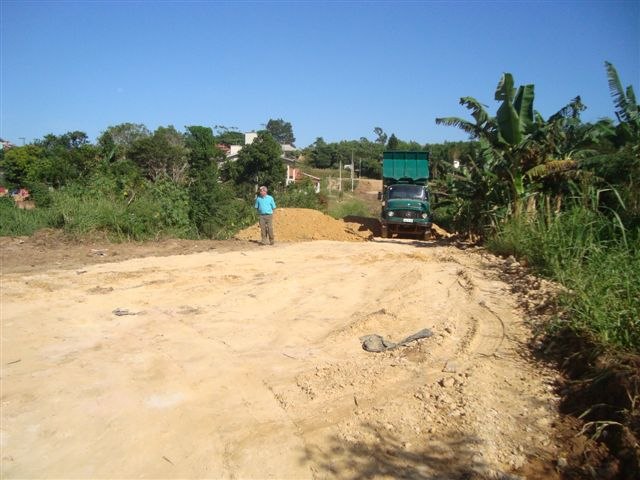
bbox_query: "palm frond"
[605,61,631,123]
[435,117,480,137]
[458,97,491,125]
[548,96,586,123]
[625,85,637,110]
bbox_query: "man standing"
[254,186,276,245]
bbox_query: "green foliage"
[233,131,285,189]
[185,125,225,235]
[48,180,193,240]
[0,198,58,236]
[128,126,189,182]
[1,145,44,187]
[605,61,639,143]
[431,143,509,237]
[373,127,387,145]
[266,118,295,144]
[495,73,535,146]
[487,199,640,352]
[97,123,150,162]
[2,132,100,189]
[386,133,399,150]
[328,197,370,219]
[146,180,193,232]
[278,180,324,210]
[195,183,256,239]
[188,165,221,234]
[213,125,244,145]
[185,125,222,173]
[34,132,99,186]
[24,181,52,207]
[304,137,383,177]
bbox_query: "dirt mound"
[235,208,373,242]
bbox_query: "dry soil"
[1,208,566,479]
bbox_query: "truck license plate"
[402,218,414,223]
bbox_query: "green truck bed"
[382,151,429,185]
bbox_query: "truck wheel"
[423,228,432,241]
[381,226,389,238]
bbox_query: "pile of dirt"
[234,208,373,242]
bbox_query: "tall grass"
[488,197,640,352]
[327,197,371,219]
[0,183,198,241]
[0,197,61,236]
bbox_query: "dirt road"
[1,223,563,478]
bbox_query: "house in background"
[219,131,258,164]
[285,165,321,193]
[1,138,16,150]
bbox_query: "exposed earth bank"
[1,207,624,479]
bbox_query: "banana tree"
[494,74,537,214]
[605,61,640,148]
[436,73,537,217]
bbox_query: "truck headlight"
[421,213,428,219]
[387,211,394,217]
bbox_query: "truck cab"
[379,151,432,239]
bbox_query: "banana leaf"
[513,84,535,133]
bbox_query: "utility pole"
[339,159,342,192]
[351,151,354,191]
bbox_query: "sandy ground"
[1,222,564,479]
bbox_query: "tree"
[97,123,150,162]
[233,131,285,190]
[373,127,387,145]
[213,125,244,146]
[1,145,44,187]
[185,125,223,173]
[266,118,295,144]
[307,137,335,168]
[436,73,539,216]
[387,134,399,150]
[184,125,229,234]
[604,61,640,145]
[128,126,188,182]
[22,131,99,187]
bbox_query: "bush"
[0,196,56,236]
[278,181,323,210]
[48,180,195,241]
[488,202,640,352]
[25,181,52,207]
[198,193,256,239]
[328,198,370,219]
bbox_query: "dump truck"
[378,151,432,239]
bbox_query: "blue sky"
[1,0,638,148]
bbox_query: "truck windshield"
[388,185,425,200]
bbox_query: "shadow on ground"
[301,423,498,479]
[344,215,382,237]
[535,329,640,480]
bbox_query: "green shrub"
[558,242,640,350]
[488,201,640,352]
[0,197,54,236]
[279,181,323,210]
[328,198,370,219]
[48,180,196,241]
[25,181,53,207]
[198,194,256,239]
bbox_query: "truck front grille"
[393,210,421,219]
